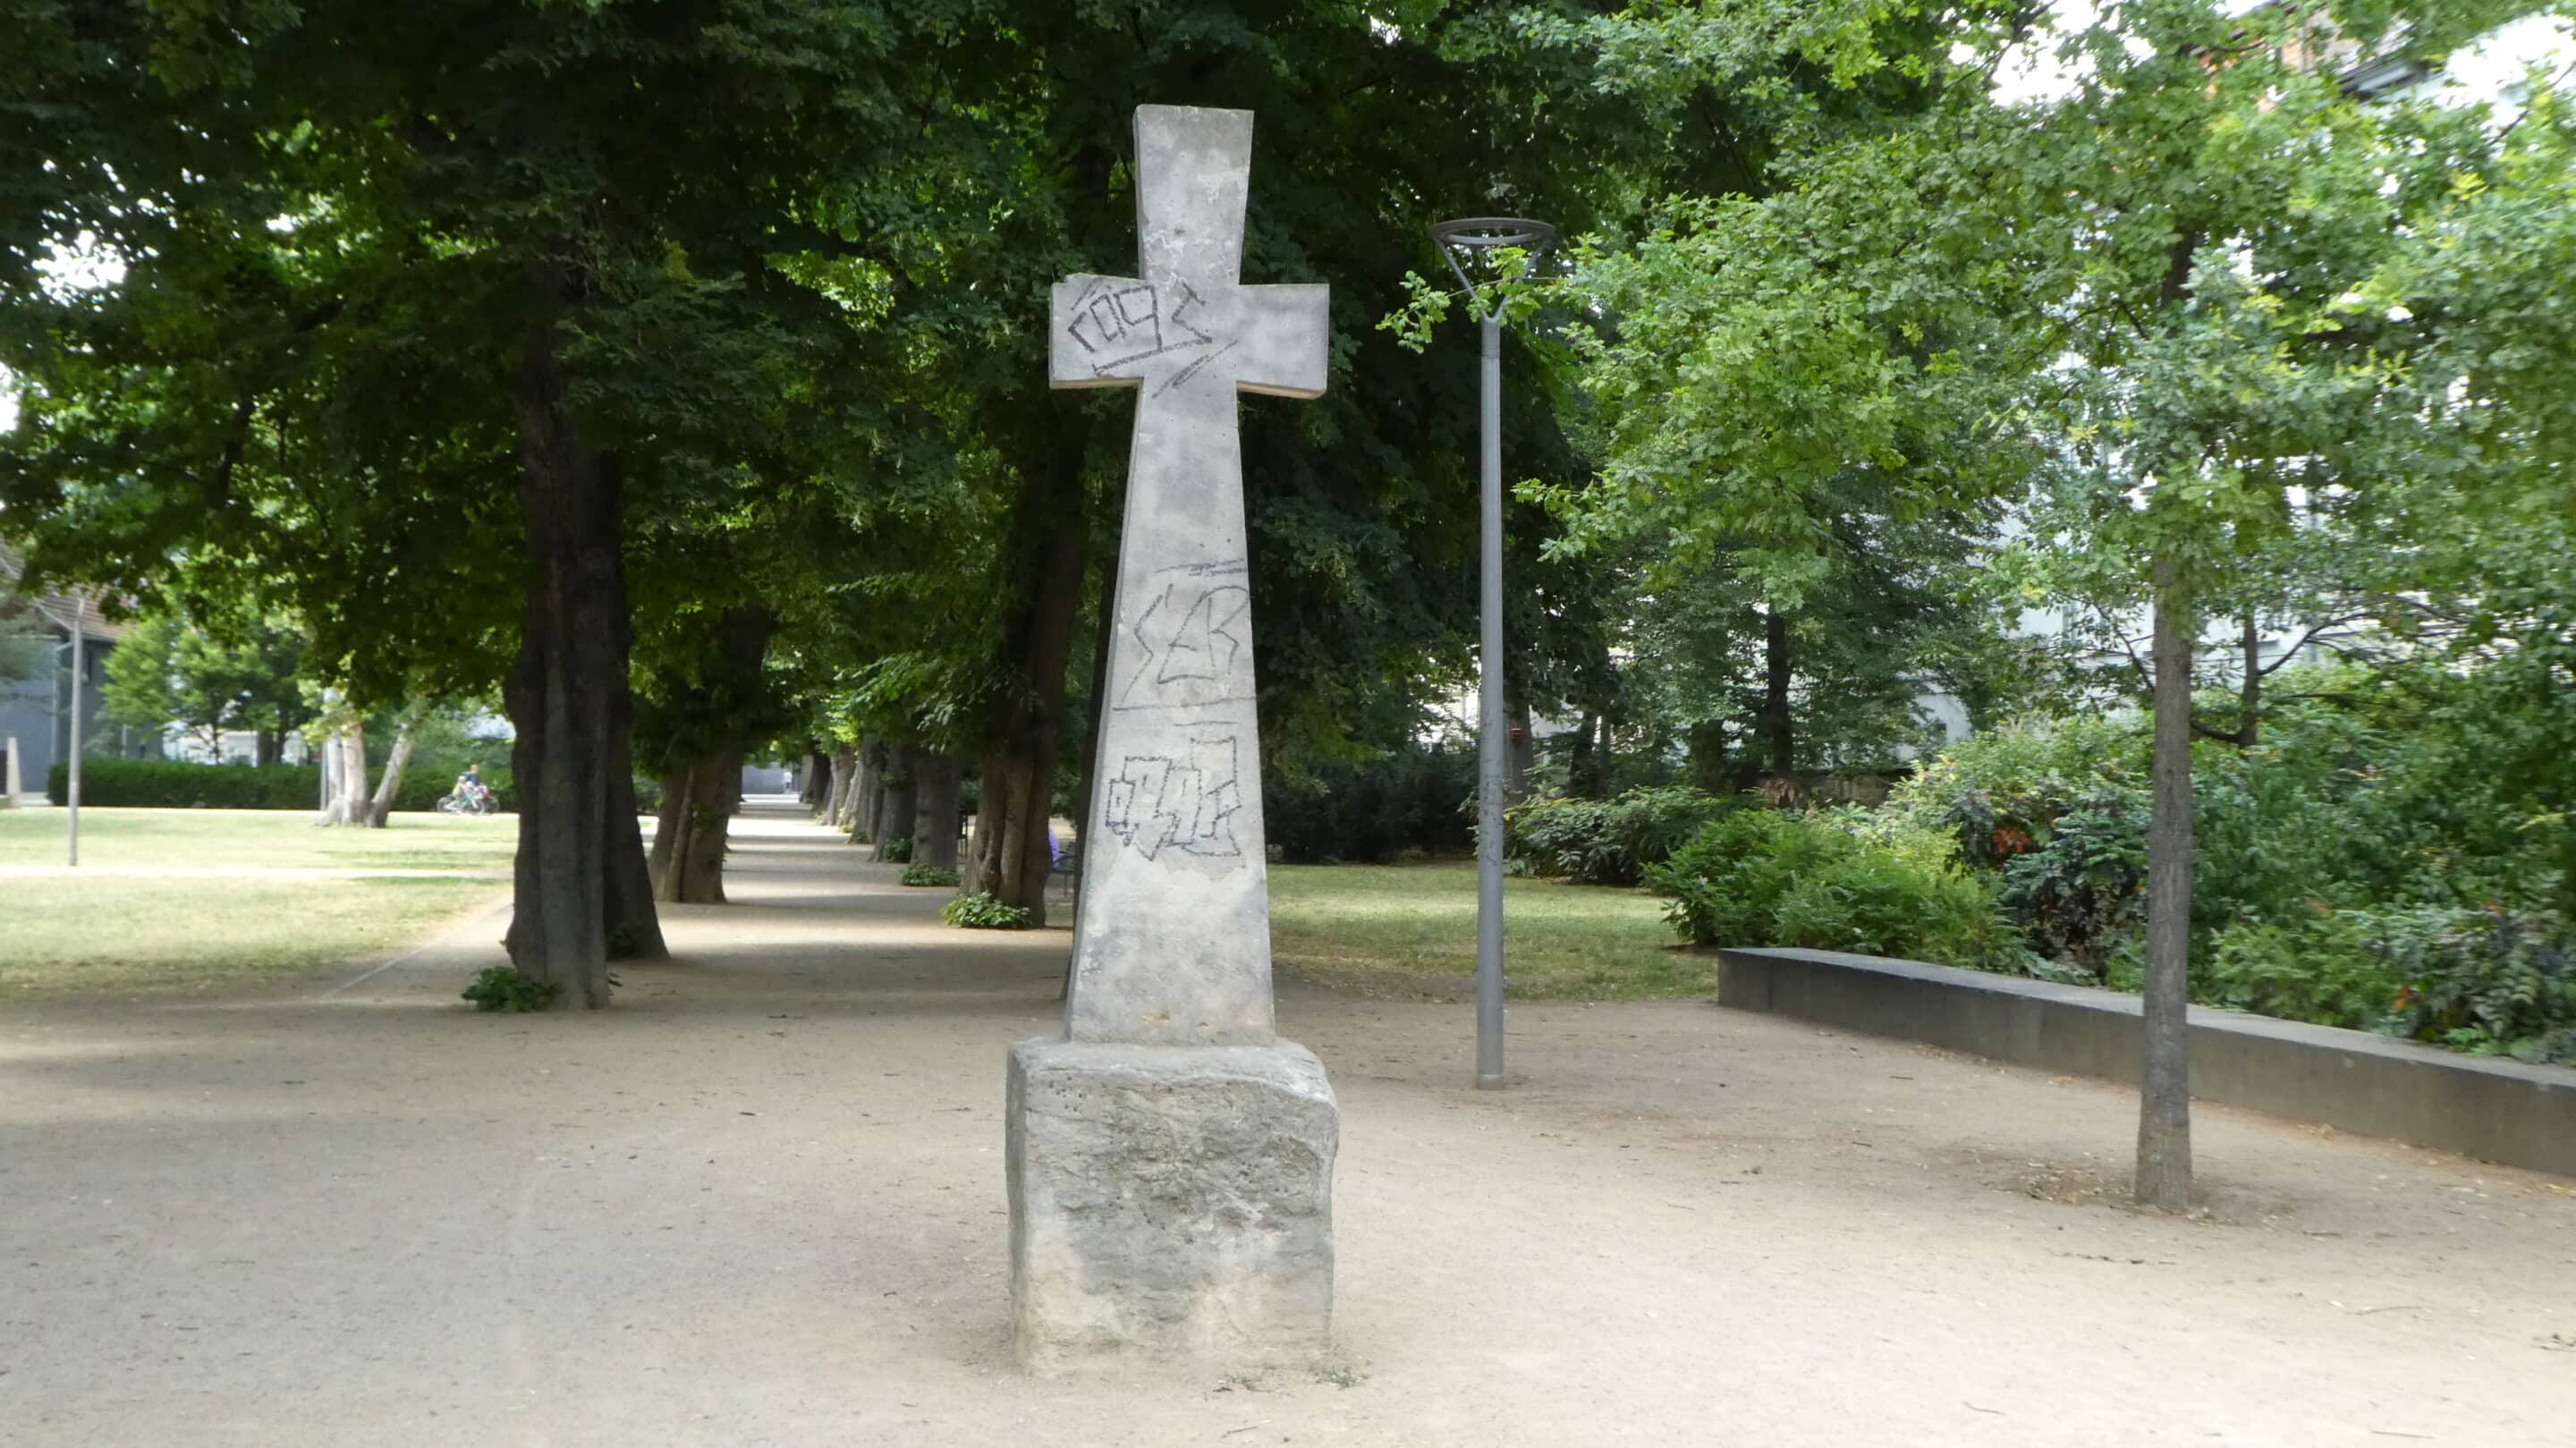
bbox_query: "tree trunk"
[873,741,919,862]
[500,297,665,1006]
[1593,711,1614,797]
[1762,606,1794,777]
[850,733,886,842]
[319,720,369,826]
[824,747,856,828]
[2236,613,2261,749]
[256,729,281,766]
[364,705,428,828]
[641,604,772,905]
[800,750,827,808]
[1504,694,1537,805]
[2137,563,2197,1211]
[981,411,1093,922]
[650,752,743,904]
[969,752,1006,893]
[1067,536,1120,865]
[1566,710,1597,800]
[911,751,963,871]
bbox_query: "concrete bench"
[1716,946,2576,1178]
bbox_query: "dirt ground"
[4,805,2572,1447]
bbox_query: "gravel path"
[4,803,2572,1447]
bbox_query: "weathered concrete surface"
[1046,104,1327,1047]
[1006,1038,1337,1372]
[1717,945,2576,1178]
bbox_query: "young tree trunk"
[500,300,665,1005]
[873,741,919,862]
[364,705,428,828]
[911,751,963,871]
[969,752,1006,893]
[2235,613,2262,748]
[1504,694,1537,805]
[319,720,369,826]
[2137,563,2197,1210]
[1593,711,1614,796]
[1762,606,1795,777]
[850,733,886,842]
[257,729,281,766]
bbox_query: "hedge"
[50,757,518,812]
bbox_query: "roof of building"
[0,538,128,643]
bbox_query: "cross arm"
[1232,284,1328,399]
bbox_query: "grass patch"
[0,874,504,997]
[0,807,514,873]
[1267,862,1704,1000]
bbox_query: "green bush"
[942,892,1030,929]
[1649,809,1853,947]
[1504,786,1727,885]
[2378,906,2576,1063]
[1773,850,2011,968]
[901,862,961,888]
[2200,910,2404,1032]
[461,966,561,1012]
[1648,807,2008,970]
[1997,792,2148,979]
[877,834,914,864]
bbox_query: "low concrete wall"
[1716,947,2576,1178]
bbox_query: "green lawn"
[1267,862,1707,1000]
[1,875,504,997]
[0,807,514,997]
[0,806,516,873]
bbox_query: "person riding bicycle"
[453,764,489,808]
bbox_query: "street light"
[1432,216,1555,1090]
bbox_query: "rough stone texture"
[1046,105,1327,1047]
[1717,945,2576,1178]
[1007,1038,1337,1372]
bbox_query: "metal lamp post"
[1432,216,1555,1090]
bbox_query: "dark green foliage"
[462,967,561,1013]
[900,863,961,888]
[877,835,913,865]
[2381,908,2576,1063]
[1504,786,1728,885]
[1997,793,2150,981]
[1266,744,1476,865]
[941,892,1029,930]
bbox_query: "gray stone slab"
[1716,946,2576,1177]
[1006,1038,1337,1372]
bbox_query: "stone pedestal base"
[1005,1037,1337,1372]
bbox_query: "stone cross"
[1048,105,1327,1047]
